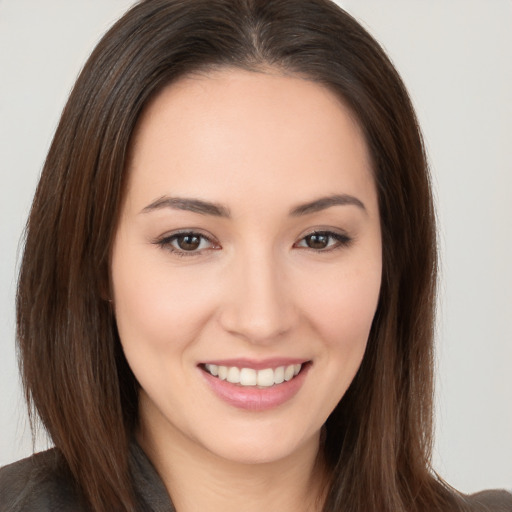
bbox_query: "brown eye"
[155,231,216,255]
[295,231,352,251]
[305,233,330,249]
[175,234,201,251]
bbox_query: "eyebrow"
[141,193,366,217]
[289,194,366,216]
[141,196,231,217]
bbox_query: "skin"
[111,68,382,512]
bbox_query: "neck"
[137,422,327,512]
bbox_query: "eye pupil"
[177,234,201,251]
[306,233,329,249]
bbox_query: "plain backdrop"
[0,0,510,494]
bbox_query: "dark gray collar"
[130,441,176,512]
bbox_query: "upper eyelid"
[153,231,220,258]
[296,227,351,240]
[168,232,213,243]
[154,229,216,243]
[298,231,350,241]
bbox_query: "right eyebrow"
[140,196,231,217]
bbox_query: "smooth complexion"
[111,69,382,512]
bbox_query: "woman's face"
[111,69,382,464]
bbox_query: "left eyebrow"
[289,194,366,216]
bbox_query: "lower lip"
[200,364,310,412]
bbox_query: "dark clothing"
[0,443,174,512]
[1,444,511,511]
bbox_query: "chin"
[198,426,321,466]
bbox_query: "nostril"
[216,263,296,344]
[218,307,295,345]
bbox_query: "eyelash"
[294,231,353,251]
[153,231,219,257]
[153,230,352,257]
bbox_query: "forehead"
[125,68,375,213]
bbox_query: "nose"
[218,248,296,345]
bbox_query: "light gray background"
[1,0,510,494]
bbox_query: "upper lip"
[199,358,309,370]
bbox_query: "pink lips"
[199,359,310,412]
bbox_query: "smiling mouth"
[201,363,306,388]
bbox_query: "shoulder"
[466,489,512,511]
[0,449,85,512]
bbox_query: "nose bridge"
[219,243,294,343]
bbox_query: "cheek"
[111,244,218,359]
[298,258,381,353]
[289,258,382,428]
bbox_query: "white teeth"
[205,363,218,376]
[239,368,257,386]
[274,366,285,384]
[256,368,275,387]
[217,365,228,380]
[227,366,240,384]
[284,365,295,381]
[205,363,303,387]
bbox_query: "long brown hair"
[17,1,467,510]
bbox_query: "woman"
[0,0,510,511]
